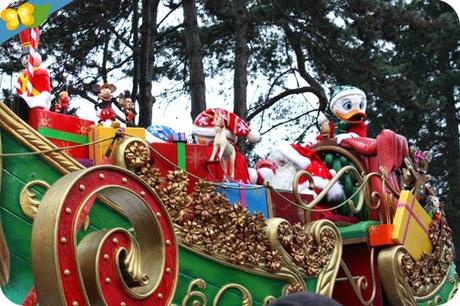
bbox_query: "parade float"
[0,19,458,306]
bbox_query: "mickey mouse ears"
[92,83,117,93]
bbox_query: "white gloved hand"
[335,132,359,145]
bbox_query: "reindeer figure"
[209,112,236,179]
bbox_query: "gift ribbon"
[397,195,430,244]
[38,127,88,144]
[176,142,186,170]
[238,183,246,208]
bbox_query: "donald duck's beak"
[335,109,367,123]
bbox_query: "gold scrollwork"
[182,279,208,306]
[262,295,276,306]
[265,218,342,297]
[339,248,376,306]
[19,180,50,219]
[31,166,178,305]
[213,283,253,306]
[378,246,417,306]
[182,279,254,306]
[311,220,343,297]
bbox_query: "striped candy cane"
[25,28,39,95]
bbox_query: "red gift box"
[150,143,252,192]
[368,224,395,247]
[269,190,314,225]
[28,109,94,159]
[150,143,210,192]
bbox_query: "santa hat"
[330,85,366,111]
[192,108,261,143]
[248,159,278,185]
[19,28,40,56]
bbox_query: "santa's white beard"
[270,163,298,190]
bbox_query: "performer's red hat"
[19,28,40,55]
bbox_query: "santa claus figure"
[16,28,51,110]
[251,142,344,201]
[192,108,260,183]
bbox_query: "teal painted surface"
[1,255,33,304]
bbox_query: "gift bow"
[1,2,35,31]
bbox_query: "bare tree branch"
[284,26,328,112]
[157,1,182,29]
[261,109,318,135]
[247,86,318,122]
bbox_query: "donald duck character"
[324,85,368,144]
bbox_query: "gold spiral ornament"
[31,165,178,305]
[113,137,151,170]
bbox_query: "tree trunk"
[132,0,140,101]
[233,0,249,152]
[183,0,207,121]
[138,0,160,128]
[444,85,460,263]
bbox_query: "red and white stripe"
[25,28,39,95]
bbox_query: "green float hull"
[0,126,314,305]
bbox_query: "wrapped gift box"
[28,108,94,159]
[150,143,210,192]
[215,182,270,218]
[150,143,251,193]
[269,190,313,225]
[368,224,394,247]
[392,190,432,260]
[89,126,146,165]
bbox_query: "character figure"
[54,91,70,114]
[119,90,137,127]
[93,83,120,127]
[16,28,51,110]
[192,108,260,183]
[323,85,368,144]
[209,111,236,180]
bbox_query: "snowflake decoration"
[38,113,51,128]
[77,121,91,136]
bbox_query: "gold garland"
[159,172,283,272]
[401,217,453,294]
[277,221,336,277]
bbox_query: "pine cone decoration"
[402,217,454,292]
[124,140,150,169]
[277,221,337,277]
[173,180,285,272]
[135,165,162,191]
